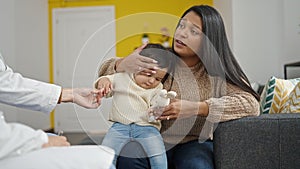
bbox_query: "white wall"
[282,0,300,64]
[0,0,50,129]
[214,0,300,84]
[0,0,17,122]
[282,0,300,79]
[213,0,233,48]
[0,1,16,66]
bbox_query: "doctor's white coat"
[0,54,114,169]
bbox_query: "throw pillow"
[260,76,300,114]
[281,82,300,113]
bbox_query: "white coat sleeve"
[0,56,61,114]
[0,54,54,160]
[0,111,48,160]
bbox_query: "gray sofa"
[214,113,300,169]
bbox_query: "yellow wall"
[49,0,212,57]
[48,0,212,127]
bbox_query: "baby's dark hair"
[139,43,173,71]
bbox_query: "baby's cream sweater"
[95,73,162,130]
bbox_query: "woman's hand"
[158,99,209,121]
[42,136,70,148]
[116,43,158,75]
[61,88,103,109]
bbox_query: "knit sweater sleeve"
[97,58,118,77]
[205,81,260,123]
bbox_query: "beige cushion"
[260,76,300,114]
[281,82,300,113]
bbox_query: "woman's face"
[173,11,202,61]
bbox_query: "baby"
[94,43,175,169]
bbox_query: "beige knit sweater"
[98,58,260,144]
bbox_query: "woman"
[97,5,260,169]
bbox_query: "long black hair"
[171,5,260,101]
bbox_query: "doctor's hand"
[42,136,70,148]
[115,43,158,75]
[60,88,103,109]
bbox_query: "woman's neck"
[179,56,201,67]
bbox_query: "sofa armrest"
[213,114,300,169]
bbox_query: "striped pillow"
[281,82,300,113]
[260,76,300,114]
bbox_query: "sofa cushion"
[281,82,300,113]
[260,76,300,114]
[213,114,300,169]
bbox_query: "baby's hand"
[96,77,112,96]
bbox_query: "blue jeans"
[117,139,214,169]
[102,122,167,169]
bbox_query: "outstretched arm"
[0,56,103,112]
[159,83,259,122]
[59,88,103,109]
[0,64,61,113]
